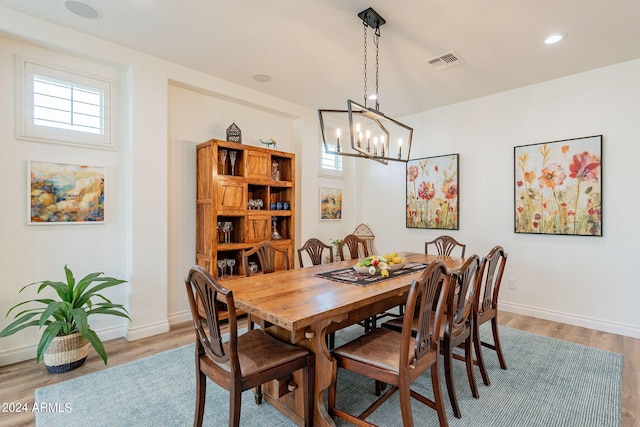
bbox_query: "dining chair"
[473,246,508,386]
[242,242,291,331]
[381,254,481,418]
[338,234,377,332]
[425,235,466,257]
[352,223,379,257]
[297,238,333,267]
[184,266,314,427]
[328,261,451,427]
[338,234,369,261]
[243,241,290,276]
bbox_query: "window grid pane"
[33,74,104,135]
[322,145,342,171]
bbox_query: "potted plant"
[0,265,130,373]
[330,238,344,261]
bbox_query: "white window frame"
[17,56,113,149]
[319,143,344,177]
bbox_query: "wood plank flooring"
[0,313,638,427]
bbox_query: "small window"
[321,144,343,172]
[18,59,112,148]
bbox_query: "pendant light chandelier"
[318,7,413,164]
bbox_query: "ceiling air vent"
[426,51,464,70]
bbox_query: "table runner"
[315,262,428,286]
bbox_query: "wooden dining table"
[222,251,466,426]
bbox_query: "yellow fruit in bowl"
[392,256,403,264]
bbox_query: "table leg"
[300,318,343,427]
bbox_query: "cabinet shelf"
[196,139,295,280]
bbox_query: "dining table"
[222,251,466,427]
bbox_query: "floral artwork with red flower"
[514,135,602,236]
[406,154,459,229]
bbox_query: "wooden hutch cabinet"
[196,139,295,279]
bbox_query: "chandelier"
[318,8,413,164]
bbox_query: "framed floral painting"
[406,154,459,229]
[514,135,602,236]
[28,161,105,224]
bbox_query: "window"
[18,59,112,148]
[321,144,343,172]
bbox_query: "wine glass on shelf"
[229,151,237,176]
[223,221,233,243]
[217,259,227,278]
[226,258,236,277]
[219,149,228,175]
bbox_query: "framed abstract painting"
[320,187,342,220]
[406,154,459,229]
[514,135,602,236]
[28,161,106,224]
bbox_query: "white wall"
[1,6,638,368]
[363,59,640,338]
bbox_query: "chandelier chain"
[363,22,368,107]
[374,27,380,111]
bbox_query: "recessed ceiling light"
[544,33,566,44]
[253,73,272,83]
[64,1,101,19]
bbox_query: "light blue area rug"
[35,324,622,426]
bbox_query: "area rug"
[35,324,622,426]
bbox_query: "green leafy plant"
[0,265,130,364]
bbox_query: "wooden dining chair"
[328,261,451,427]
[425,235,466,257]
[184,266,314,427]
[441,254,481,418]
[242,241,290,276]
[473,246,508,386]
[381,254,481,418]
[297,238,333,267]
[338,234,369,261]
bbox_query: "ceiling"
[2,0,640,117]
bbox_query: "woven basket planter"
[44,331,90,374]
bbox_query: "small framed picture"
[320,187,342,220]
[28,160,105,224]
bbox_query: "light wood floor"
[0,312,638,427]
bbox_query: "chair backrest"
[402,261,450,367]
[425,235,466,257]
[243,242,290,276]
[446,254,480,338]
[339,234,369,261]
[475,246,508,317]
[184,266,240,373]
[298,238,333,267]
[352,223,378,257]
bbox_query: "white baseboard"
[125,319,170,341]
[0,324,127,367]
[168,309,192,326]
[500,301,640,339]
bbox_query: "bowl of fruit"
[353,253,406,277]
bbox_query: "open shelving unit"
[196,139,295,281]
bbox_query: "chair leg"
[398,378,414,427]
[464,338,479,399]
[430,363,449,427]
[492,317,508,370]
[194,369,206,427]
[253,385,262,405]
[474,321,491,386]
[229,387,242,427]
[443,344,461,418]
[326,332,335,351]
